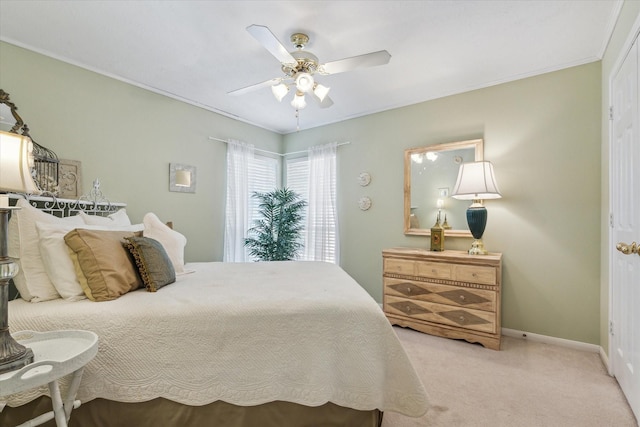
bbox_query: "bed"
[0,196,429,426]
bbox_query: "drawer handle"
[459,295,466,301]
[472,273,478,277]
[406,287,412,293]
[459,316,466,322]
[431,269,437,273]
[406,305,412,312]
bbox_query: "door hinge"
[610,213,614,228]
[609,106,614,121]
[610,321,615,336]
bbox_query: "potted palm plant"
[244,188,307,261]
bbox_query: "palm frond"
[244,187,307,261]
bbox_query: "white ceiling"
[0,1,621,134]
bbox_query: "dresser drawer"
[454,264,497,285]
[416,262,452,280]
[385,295,497,334]
[384,258,453,279]
[383,258,416,276]
[384,278,496,311]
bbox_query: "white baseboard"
[501,328,600,353]
[389,320,611,368]
[600,346,612,375]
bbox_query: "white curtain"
[223,139,254,262]
[304,142,339,264]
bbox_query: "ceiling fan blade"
[246,24,297,65]
[320,50,391,75]
[228,77,282,96]
[311,92,334,108]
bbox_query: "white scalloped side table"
[0,330,98,427]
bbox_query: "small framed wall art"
[169,163,196,193]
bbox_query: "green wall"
[0,42,282,263]
[600,0,640,355]
[1,39,603,344]
[284,62,602,345]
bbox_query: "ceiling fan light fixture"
[291,91,307,110]
[271,83,289,102]
[295,72,315,93]
[232,25,391,119]
[313,83,330,102]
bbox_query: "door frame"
[608,13,640,375]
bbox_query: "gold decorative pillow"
[123,236,176,292]
[64,228,142,301]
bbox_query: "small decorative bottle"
[430,212,445,252]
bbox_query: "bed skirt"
[1,397,384,427]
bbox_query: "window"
[247,154,279,235]
[285,156,310,254]
[224,140,278,262]
[225,141,337,263]
[285,143,338,264]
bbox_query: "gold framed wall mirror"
[404,138,483,236]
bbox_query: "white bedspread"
[4,261,428,416]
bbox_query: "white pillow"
[79,209,132,226]
[142,213,187,273]
[8,198,84,302]
[35,221,145,301]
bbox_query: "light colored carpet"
[383,326,637,427]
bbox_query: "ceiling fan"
[228,25,391,111]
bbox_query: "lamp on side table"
[0,130,40,373]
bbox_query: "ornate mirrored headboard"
[404,139,483,236]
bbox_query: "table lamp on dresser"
[451,160,502,255]
[0,130,40,373]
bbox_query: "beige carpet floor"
[383,327,637,427]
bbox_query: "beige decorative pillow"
[36,221,147,301]
[123,236,176,292]
[64,228,142,301]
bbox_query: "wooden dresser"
[383,248,502,350]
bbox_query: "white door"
[611,35,640,419]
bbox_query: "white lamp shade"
[451,161,501,200]
[312,83,330,102]
[0,130,39,194]
[271,83,289,102]
[175,170,191,187]
[291,92,307,110]
[294,72,314,93]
